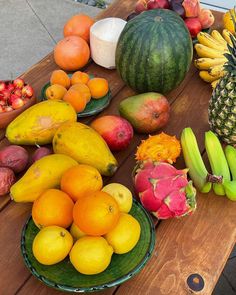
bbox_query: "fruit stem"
[207,174,223,184]
[60,231,65,237]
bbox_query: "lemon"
[223,9,236,34]
[69,236,113,275]
[102,183,133,213]
[104,213,141,254]
[32,226,73,265]
[70,222,86,240]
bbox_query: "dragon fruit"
[134,161,196,219]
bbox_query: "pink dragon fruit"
[134,161,196,219]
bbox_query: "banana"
[195,44,228,58]
[197,32,228,51]
[208,64,226,77]
[223,180,236,201]
[211,30,228,46]
[224,145,236,180]
[205,131,231,196]
[211,79,220,89]
[194,57,226,70]
[199,71,219,83]
[222,29,233,46]
[181,127,212,193]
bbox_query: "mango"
[119,92,170,134]
[6,100,77,145]
[10,154,77,202]
[53,122,118,176]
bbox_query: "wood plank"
[0,202,32,295]
[0,3,231,295]
[16,275,115,295]
[115,193,236,295]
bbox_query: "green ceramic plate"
[21,199,156,293]
[192,27,211,45]
[40,74,112,118]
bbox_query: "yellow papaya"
[6,100,77,145]
[53,122,118,176]
[10,154,77,202]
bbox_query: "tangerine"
[70,83,91,103]
[73,191,120,236]
[50,70,70,89]
[71,71,90,85]
[63,88,87,112]
[32,189,74,229]
[87,77,109,99]
[61,164,103,202]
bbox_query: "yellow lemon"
[104,213,141,254]
[223,9,236,34]
[32,226,73,265]
[102,183,133,213]
[69,236,113,275]
[70,222,86,240]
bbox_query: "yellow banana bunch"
[194,29,233,84]
[211,79,220,89]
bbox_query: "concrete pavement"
[0,0,100,79]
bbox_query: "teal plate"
[21,198,156,293]
[40,74,112,118]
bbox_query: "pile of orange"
[31,163,141,275]
[45,69,109,113]
[54,14,94,71]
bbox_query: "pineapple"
[208,12,236,144]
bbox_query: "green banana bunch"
[223,180,236,201]
[205,131,231,196]
[225,145,236,180]
[223,145,236,200]
[181,128,212,193]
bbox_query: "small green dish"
[21,198,156,293]
[40,74,112,118]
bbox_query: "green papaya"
[119,92,170,134]
[6,100,77,145]
[53,122,118,176]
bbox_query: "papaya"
[10,154,77,202]
[52,122,118,176]
[6,100,77,145]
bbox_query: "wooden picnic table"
[0,1,235,294]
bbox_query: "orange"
[63,14,94,43]
[70,83,91,103]
[87,77,109,99]
[61,164,103,202]
[71,71,90,85]
[54,36,90,71]
[50,70,70,89]
[32,189,74,229]
[63,88,87,112]
[73,191,120,236]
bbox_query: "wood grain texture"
[0,2,233,295]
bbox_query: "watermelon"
[115,9,193,94]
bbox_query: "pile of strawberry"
[0,78,34,112]
[132,0,215,38]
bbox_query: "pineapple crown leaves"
[223,7,236,72]
[230,7,236,34]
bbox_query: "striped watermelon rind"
[115,9,193,94]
